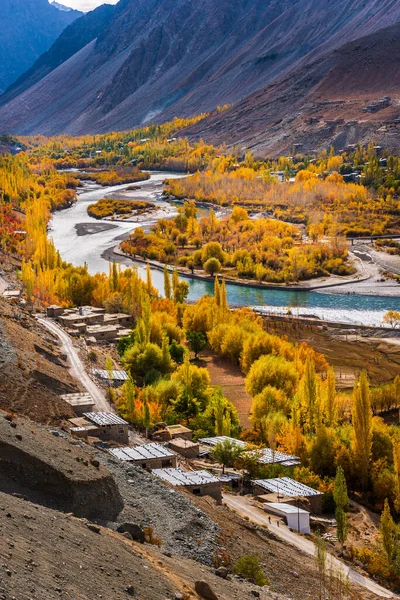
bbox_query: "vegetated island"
[88,198,154,220]
[120,200,356,286]
[78,165,150,186]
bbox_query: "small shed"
[153,468,222,501]
[60,392,95,416]
[92,369,129,386]
[108,443,177,470]
[168,438,199,458]
[166,424,193,441]
[263,502,310,534]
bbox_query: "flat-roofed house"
[168,438,199,458]
[108,443,177,470]
[166,424,193,441]
[252,477,323,513]
[153,468,222,501]
[69,412,129,444]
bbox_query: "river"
[50,171,400,326]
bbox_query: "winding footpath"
[223,494,396,599]
[37,317,110,412]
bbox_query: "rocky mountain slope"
[0,0,82,91]
[1,0,400,135]
[182,21,400,156]
[0,299,78,423]
[3,3,114,103]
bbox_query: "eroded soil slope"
[0,300,77,423]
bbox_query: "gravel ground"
[97,452,219,565]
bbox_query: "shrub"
[233,555,269,586]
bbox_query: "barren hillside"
[1,0,400,136]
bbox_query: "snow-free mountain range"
[1,0,400,154]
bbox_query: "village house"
[252,477,323,514]
[92,369,129,387]
[108,443,177,470]
[199,436,300,467]
[152,468,222,501]
[69,412,129,444]
[168,438,199,459]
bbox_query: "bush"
[233,555,269,586]
[203,257,221,276]
[246,354,298,397]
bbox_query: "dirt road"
[37,317,110,412]
[223,494,395,599]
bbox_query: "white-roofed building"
[153,467,222,501]
[109,443,177,470]
[263,502,310,534]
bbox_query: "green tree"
[220,278,228,311]
[314,531,327,600]
[380,499,398,569]
[186,330,207,358]
[164,265,171,299]
[324,366,337,427]
[124,379,136,422]
[334,466,348,549]
[211,438,243,474]
[352,370,372,491]
[204,257,221,276]
[300,357,319,435]
[214,276,221,306]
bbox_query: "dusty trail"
[224,494,395,599]
[37,316,110,412]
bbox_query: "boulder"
[194,581,219,600]
[215,567,229,579]
[117,522,145,543]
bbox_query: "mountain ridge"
[1,0,400,140]
[0,0,82,91]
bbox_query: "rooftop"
[60,392,94,407]
[153,468,220,487]
[167,424,192,433]
[199,437,299,465]
[199,436,246,448]
[169,438,198,448]
[253,477,322,498]
[83,412,128,426]
[108,443,176,462]
[92,369,129,381]
[264,502,309,516]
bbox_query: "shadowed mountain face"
[1,0,400,135]
[0,0,82,91]
[180,21,400,156]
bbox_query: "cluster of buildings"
[363,96,391,113]
[62,402,321,529]
[46,305,133,343]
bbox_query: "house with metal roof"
[199,436,299,466]
[108,443,177,470]
[152,468,222,501]
[252,477,322,513]
[68,412,129,444]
